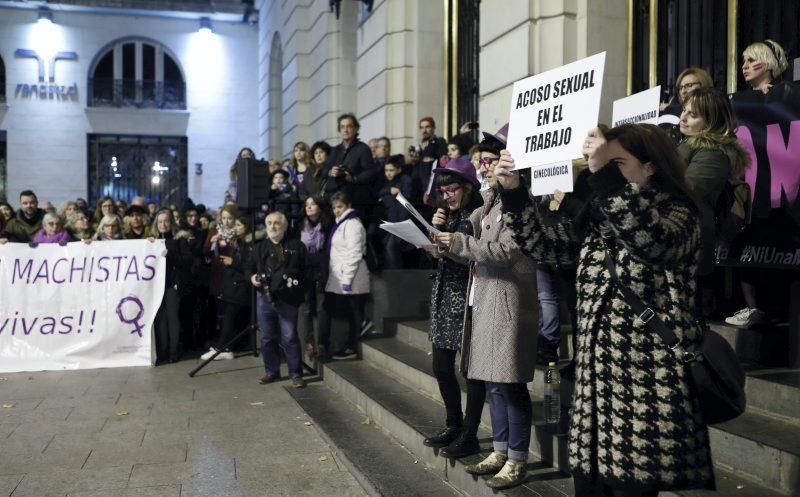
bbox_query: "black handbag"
[604,252,746,425]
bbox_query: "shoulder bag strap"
[603,251,682,349]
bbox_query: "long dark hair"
[573,124,699,235]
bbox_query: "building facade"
[0,3,258,207]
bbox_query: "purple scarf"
[33,229,70,244]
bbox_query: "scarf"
[33,229,70,244]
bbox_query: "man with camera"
[323,113,380,205]
[248,212,307,388]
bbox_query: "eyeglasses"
[478,156,499,168]
[437,184,463,198]
[679,81,701,91]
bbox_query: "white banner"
[506,52,606,170]
[612,86,661,128]
[0,240,166,373]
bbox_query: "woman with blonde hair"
[742,39,790,93]
[661,67,714,112]
[66,210,93,241]
[723,39,795,329]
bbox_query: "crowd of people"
[0,38,793,495]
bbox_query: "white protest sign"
[507,52,606,173]
[612,86,661,127]
[0,240,166,373]
[530,160,574,197]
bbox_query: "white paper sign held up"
[506,52,606,170]
[612,86,661,128]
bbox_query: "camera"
[255,272,271,287]
[335,165,350,179]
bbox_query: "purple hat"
[432,157,480,189]
[481,122,509,146]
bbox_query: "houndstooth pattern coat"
[500,165,715,492]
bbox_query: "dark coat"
[247,237,307,307]
[501,165,714,492]
[376,174,414,223]
[410,136,447,201]
[298,163,326,200]
[220,239,255,306]
[160,233,197,295]
[5,209,45,242]
[428,200,480,350]
[678,133,749,275]
[322,139,380,205]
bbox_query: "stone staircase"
[287,319,800,497]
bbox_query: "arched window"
[0,54,6,102]
[88,38,185,109]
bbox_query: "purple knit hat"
[482,122,509,146]
[432,157,480,189]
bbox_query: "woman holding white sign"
[434,127,537,490]
[496,124,714,495]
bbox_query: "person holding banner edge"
[496,124,714,495]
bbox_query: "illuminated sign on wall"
[14,48,79,101]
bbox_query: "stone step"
[319,357,785,497]
[395,320,574,365]
[361,337,574,474]
[284,382,462,497]
[709,321,793,367]
[744,369,800,422]
[321,359,575,497]
[398,320,799,423]
[362,335,800,496]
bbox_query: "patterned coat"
[449,190,538,383]
[428,207,475,350]
[500,165,715,491]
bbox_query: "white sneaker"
[216,351,234,360]
[200,347,218,361]
[725,307,766,328]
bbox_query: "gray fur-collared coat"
[500,164,715,492]
[447,190,538,383]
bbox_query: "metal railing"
[88,78,186,110]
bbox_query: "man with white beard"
[248,212,308,388]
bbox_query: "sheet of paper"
[529,160,574,197]
[379,220,434,248]
[395,191,440,234]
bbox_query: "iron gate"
[87,134,187,207]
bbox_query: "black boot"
[423,426,461,448]
[440,431,480,458]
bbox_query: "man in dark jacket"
[410,116,447,202]
[248,211,307,388]
[322,113,380,207]
[5,190,45,242]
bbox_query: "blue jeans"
[537,266,560,346]
[487,382,532,461]
[257,295,302,379]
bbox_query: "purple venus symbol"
[116,295,145,337]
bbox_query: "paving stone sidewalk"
[0,357,367,497]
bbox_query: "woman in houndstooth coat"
[498,124,715,496]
